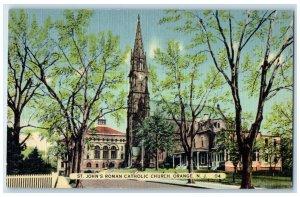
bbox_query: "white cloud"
[148,37,160,59]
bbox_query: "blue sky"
[18,9,293,134]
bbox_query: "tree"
[23,147,53,174]
[264,101,293,176]
[151,40,222,183]
[25,10,127,186]
[8,9,127,184]
[159,10,293,188]
[215,128,240,182]
[254,136,280,176]
[7,127,24,175]
[7,10,45,173]
[135,113,175,170]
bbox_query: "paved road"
[81,179,199,189]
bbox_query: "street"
[80,179,199,189]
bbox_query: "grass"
[196,171,292,189]
[107,168,292,189]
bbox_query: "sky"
[13,9,294,134]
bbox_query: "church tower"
[125,15,150,167]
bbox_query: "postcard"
[6,7,294,190]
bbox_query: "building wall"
[81,133,126,172]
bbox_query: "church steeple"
[125,15,150,167]
[131,15,147,73]
[133,14,144,57]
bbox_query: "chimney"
[98,117,106,125]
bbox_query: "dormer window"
[98,118,106,125]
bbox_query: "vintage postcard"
[5,7,294,190]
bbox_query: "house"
[172,118,282,171]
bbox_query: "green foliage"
[26,9,128,141]
[159,10,293,102]
[135,113,175,159]
[152,40,224,121]
[215,129,240,167]
[264,101,293,175]
[23,147,53,174]
[254,137,281,171]
[8,9,128,176]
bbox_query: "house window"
[121,146,123,151]
[96,164,99,168]
[61,162,64,168]
[201,136,204,147]
[103,146,109,159]
[121,154,124,159]
[201,153,206,164]
[252,152,256,161]
[265,138,268,146]
[94,146,100,159]
[273,139,277,148]
[87,162,91,168]
[111,146,117,159]
[87,154,90,159]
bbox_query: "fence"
[6,172,58,188]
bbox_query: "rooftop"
[88,125,126,136]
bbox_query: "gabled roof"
[88,125,126,136]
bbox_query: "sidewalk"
[146,179,241,189]
[56,176,72,188]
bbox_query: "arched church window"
[94,146,100,159]
[86,162,91,168]
[111,146,117,159]
[140,62,143,70]
[103,146,109,159]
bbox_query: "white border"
[1,1,299,197]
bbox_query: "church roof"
[90,125,126,136]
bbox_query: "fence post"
[51,172,58,188]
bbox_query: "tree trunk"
[187,151,195,184]
[71,141,77,173]
[155,133,159,171]
[233,165,237,183]
[65,150,72,177]
[156,148,159,171]
[13,113,21,147]
[75,136,83,188]
[240,148,254,189]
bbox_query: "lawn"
[196,170,292,189]
[108,168,292,189]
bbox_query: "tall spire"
[133,14,144,57]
